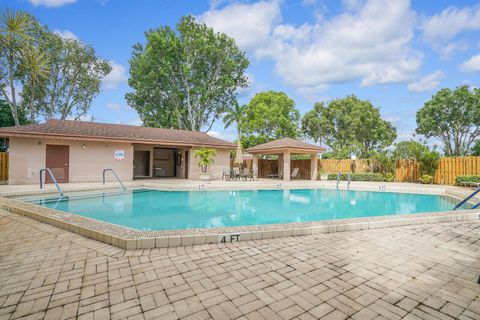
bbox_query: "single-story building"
[0,120,235,184]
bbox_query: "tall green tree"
[0,9,35,126]
[301,102,324,144]
[240,91,300,148]
[19,45,50,123]
[223,100,245,154]
[126,15,249,131]
[416,85,480,156]
[30,31,111,120]
[302,95,396,158]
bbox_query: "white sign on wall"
[114,149,125,161]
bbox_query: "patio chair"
[291,168,300,179]
[240,168,249,181]
[233,167,241,180]
[222,168,231,181]
[248,168,258,181]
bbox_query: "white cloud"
[460,54,480,73]
[102,61,127,90]
[199,1,281,53]
[407,70,445,93]
[422,5,480,44]
[53,29,78,41]
[200,0,420,92]
[29,0,76,7]
[422,5,480,57]
[208,130,235,142]
[127,118,142,126]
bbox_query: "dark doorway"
[134,151,150,177]
[45,145,69,183]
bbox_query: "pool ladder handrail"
[103,168,127,191]
[453,187,480,210]
[336,172,340,189]
[39,168,65,197]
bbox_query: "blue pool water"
[25,189,462,231]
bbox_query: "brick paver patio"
[0,208,479,320]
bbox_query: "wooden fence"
[0,152,8,184]
[318,159,371,173]
[255,156,480,185]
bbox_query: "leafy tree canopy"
[0,99,27,127]
[126,15,249,131]
[239,91,300,149]
[416,85,480,156]
[0,9,111,125]
[29,30,112,121]
[302,95,396,158]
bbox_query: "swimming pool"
[25,188,463,231]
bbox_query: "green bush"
[383,172,395,182]
[418,175,434,184]
[456,175,480,185]
[327,172,385,182]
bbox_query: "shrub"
[418,175,434,184]
[418,150,440,176]
[383,172,395,182]
[456,175,480,185]
[327,172,385,182]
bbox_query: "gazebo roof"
[246,138,326,154]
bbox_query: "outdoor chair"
[233,167,241,180]
[248,169,258,181]
[222,168,231,181]
[291,168,300,179]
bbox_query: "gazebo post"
[283,151,291,181]
[311,153,318,180]
[252,154,258,176]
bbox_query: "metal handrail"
[102,169,126,191]
[336,172,340,189]
[39,168,64,197]
[453,187,480,210]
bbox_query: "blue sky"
[4,0,480,144]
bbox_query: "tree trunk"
[8,52,19,126]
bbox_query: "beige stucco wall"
[188,148,230,180]
[8,137,134,184]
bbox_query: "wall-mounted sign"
[114,149,125,161]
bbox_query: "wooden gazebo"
[246,138,326,181]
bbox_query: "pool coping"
[1,184,479,249]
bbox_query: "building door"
[184,151,189,179]
[45,145,69,183]
[134,151,150,177]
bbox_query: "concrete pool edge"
[1,184,479,250]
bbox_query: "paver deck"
[0,208,479,320]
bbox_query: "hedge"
[455,175,480,185]
[327,172,385,182]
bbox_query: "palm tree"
[21,46,50,123]
[223,100,246,164]
[0,9,33,126]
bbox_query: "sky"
[3,0,480,145]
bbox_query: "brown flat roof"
[0,120,235,148]
[246,137,326,154]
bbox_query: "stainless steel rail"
[102,168,127,191]
[39,168,65,197]
[453,187,480,210]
